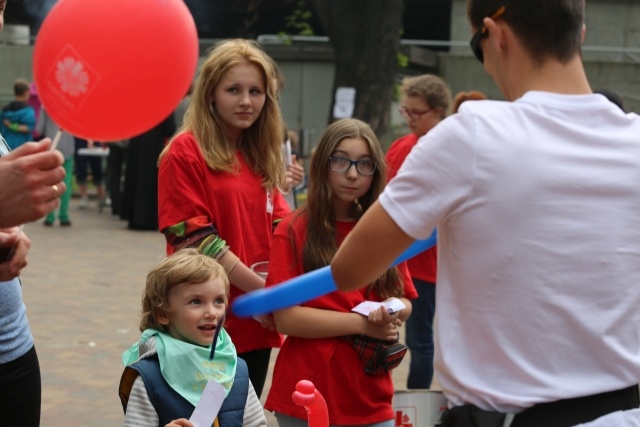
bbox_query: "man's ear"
[156,310,170,326]
[581,23,586,42]
[484,17,506,59]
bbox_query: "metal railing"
[256,34,640,61]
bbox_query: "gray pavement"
[20,197,424,427]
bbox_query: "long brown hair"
[159,39,285,190]
[294,118,404,299]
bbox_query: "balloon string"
[209,313,225,360]
[49,129,62,151]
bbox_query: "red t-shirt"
[264,213,417,425]
[158,132,288,353]
[386,133,437,283]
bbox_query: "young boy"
[0,78,36,150]
[119,248,266,427]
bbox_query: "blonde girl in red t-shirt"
[157,39,291,398]
[264,118,417,427]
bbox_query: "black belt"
[438,385,640,427]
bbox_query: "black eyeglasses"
[328,156,376,176]
[469,6,506,63]
[398,106,433,121]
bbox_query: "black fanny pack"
[437,385,639,427]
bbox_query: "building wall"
[446,0,640,112]
[0,44,34,106]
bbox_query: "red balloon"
[33,0,198,141]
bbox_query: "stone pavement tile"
[18,198,435,426]
[21,201,165,427]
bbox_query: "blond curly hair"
[139,248,229,332]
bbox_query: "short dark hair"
[467,0,585,65]
[13,78,29,97]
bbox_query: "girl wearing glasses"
[157,39,289,399]
[386,74,452,391]
[264,118,416,427]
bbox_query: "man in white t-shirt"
[330,0,640,426]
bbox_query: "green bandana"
[122,328,237,407]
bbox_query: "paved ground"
[20,197,432,427]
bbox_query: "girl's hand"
[254,314,277,331]
[283,157,305,192]
[363,316,401,341]
[367,306,400,324]
[165,419,194,427]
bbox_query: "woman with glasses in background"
[264,118,416,427]
[386,74,452,390]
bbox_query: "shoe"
[44,220,54,227]
[78,197,89,209]
[60,220,72,227]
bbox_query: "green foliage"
[397,51,409,68]
[277,32,294,45]
[393,82,404,101]
[283,0,314,36]
[396,28,408,68]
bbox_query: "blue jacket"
[119,355,249,427]
[0,101,36,149]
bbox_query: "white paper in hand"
[352,297,406,316]
[284,140,293,166]
[189,380,226,427]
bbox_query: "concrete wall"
[0,44,34,105]
[438,54,640,112]
[446,0,640,112]
[451,0,640,58]
[273,60,335,156]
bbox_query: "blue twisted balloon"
[232,229,437,317]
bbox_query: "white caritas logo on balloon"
[42,45,101,115]
[55,57,89,97]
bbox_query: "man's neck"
[503,54,592,101]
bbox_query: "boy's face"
[157,277,228,347]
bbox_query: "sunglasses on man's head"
[469,6,506,63]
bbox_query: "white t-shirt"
[380,91,640,413]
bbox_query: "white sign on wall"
[332,86,356,119]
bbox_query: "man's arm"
[330,200,415,292]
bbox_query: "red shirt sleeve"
[158,134,219,254]
[385,134,418,182]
